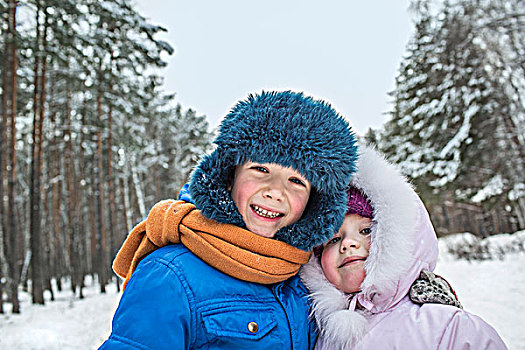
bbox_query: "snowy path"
[1,247,524,349]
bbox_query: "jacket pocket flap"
[202,306,277,340]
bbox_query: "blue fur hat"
[189,91,358,251]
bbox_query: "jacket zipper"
[271,284,294,350]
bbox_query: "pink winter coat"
[300,146,507,349]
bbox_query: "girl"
[300,146,506,349]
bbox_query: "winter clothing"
[409,269,463,309]
[101,244,316,350]
[101,91,358,349]
[113,200,310,289]
[190,90,358,251]
[346,187,373,219]
[300,146,507,349]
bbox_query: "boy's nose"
[262,179,285,201]
[263,187,284,201]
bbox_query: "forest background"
[0,0,523,316]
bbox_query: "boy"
[100,91,358,349]
[300,145,507,349]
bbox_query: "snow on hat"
[189,90,358,251]
[346,186,374,219]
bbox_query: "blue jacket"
[101,244,317,349]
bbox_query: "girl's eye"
[360,227,371,235]
[289,177,306,187]
[327,236,341,245]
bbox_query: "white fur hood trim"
[299,145,439,347]
[300,254,367,348]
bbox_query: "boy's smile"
[250,204,284,219]
[321,214,372,293]
[230,162,311,238]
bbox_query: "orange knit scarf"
[113,200,311,290]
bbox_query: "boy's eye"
[360,227,371,235]
[327,236,341,245]
[289,177,306,187]
[251,166,268,173]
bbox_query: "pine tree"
[379,0,525,236]
[0,0,212,313]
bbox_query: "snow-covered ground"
[435,231,525,349]
[1,233,524,349]
[0,277,120,349]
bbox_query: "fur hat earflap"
[190,90,358,250]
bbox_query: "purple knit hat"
[346,186,373,219]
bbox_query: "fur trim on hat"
[190,91,358,251]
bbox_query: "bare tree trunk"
[115,176,130,292]
[440,204,451,234]
[128,175,139,226]
[43,182,54,301]
[0,267,3,313]
[50,73,63,292]
[76,97,89,298]
[6,0,20,313]
[516,197,525,230]
[122,156,132,231]
[30,2,45,305]
[106,82,118,287]
[88,170,97,279]
[131,156,146,219]
[0,101,5,314]
[153,162,160,203]
[491,208,501,235]
[119,176,129,236]
[95,82,108,293]
[37,2,48,298]
[63,67,83,297]
[0,1,9,315]
[43,67,56,301]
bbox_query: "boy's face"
[321,214,371,294]
[230,162,311,238]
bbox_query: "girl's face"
[321,214,372,293]
[230,162,311,238]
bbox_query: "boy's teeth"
[252,205,281,218]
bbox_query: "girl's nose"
[340,237,360,253]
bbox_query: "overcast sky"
[134,0,414,135]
